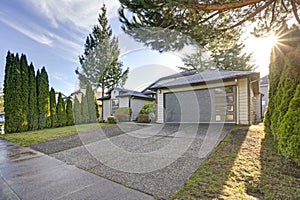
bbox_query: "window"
[214,86,236,122]
[111,99,119,115]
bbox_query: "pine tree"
[37,67,50,129]
[95,97,100,120]
[56,92,66,127]
[49,88,57,127]
[66,98,74,126]
[73,96,82,124]
[28,63,38,130]
[76,4,129,121]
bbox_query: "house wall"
[260,84,268,116]
[103,99,111,121]
[156,80,237,124]
[157,92,164,123]
[237,78,250,125]
[131,98,154,120]
[119,97,129,108]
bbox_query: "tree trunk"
[101,84,105,122]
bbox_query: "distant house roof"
[99,87,154,101]
[260,75,268,85]
[149,70,259,89]
[117,91,154,100]
[70,90,83,96]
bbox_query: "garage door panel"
[165,90,212,123]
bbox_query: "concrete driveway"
[32,123,233,199]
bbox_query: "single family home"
[148,71,261,125]
[99,87,155,121]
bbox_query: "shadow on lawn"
[258,131,300,199]
[171,126,249,199]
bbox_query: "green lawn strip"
[171,125,300,199]
[0,123,114,147]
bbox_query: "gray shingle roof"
[149,70,258,89]
[117,91,154,100]
[260,75,268,85]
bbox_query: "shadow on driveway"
[32,123,234,199]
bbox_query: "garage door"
[164,86,236,123]
[165,89,212,122]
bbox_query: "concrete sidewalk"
[0,139,153,200]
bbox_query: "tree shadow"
[258,131,300,199]
[172,125,249,199]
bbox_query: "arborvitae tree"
[278,84,300,165]
[49,88,57,127]
[66,98,74,126]
[73,96,82,124]
[20,54,29,128]
[56,92,66,127]
[4,51,14,133]
[76,4,129,121]
[86,84,97,123]
[37,67,50,129]
[81,94,89,123]
[27,63,38,130]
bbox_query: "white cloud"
[0,12,53,46]
[25,0,121,32]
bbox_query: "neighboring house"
[0,113,4,123]
[148,71,261,125]
[99,87,155,121]
[260,75,269,117]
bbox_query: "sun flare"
[264,33,278,48]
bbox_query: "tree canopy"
[119,0,300,51]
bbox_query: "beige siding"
[131,99,153,120]
[157,92,164,123]
[119,97,129,108]
[238,78,249,125]
[160,80,236,94]
[103,100,111,121]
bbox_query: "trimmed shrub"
[139,102,156,122]
[136,114,150,123]
[114,113,129,122]
[107,116,117,124]
[114,107,132,122]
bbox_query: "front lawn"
[172,125,300,199]
[0,123,114,147]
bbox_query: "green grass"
[171,125,300,200]
[0,123,115,147]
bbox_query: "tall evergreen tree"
[76,4,129,121]
[73,96,82,124]
[56,92,66,127]
[11,54,27,132]
[49,88,57,127]
[66,98,74,126]
[20,54,29,128]
[36,67,50,129]
[4,51,14,133]
[81,94,89,124]
[86,84,97,122]
[28,63,38,130]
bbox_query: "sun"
[264,33,278,48]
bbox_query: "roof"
[260,75,268,85]
[117,91,154,100]
[99,87,154,101]
[149,71,259,89]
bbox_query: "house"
[99,87,155,121]
[260,75,269,117]
[148,71,261,125]
[0,113,4,123]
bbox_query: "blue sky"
[0,0,272,95]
